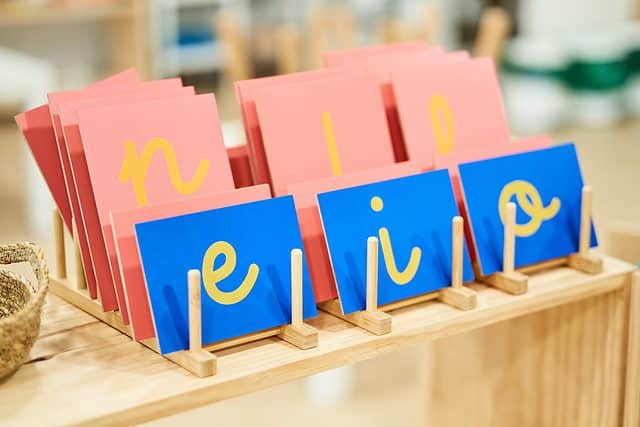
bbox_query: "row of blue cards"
[135,143,596,354]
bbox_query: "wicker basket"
[0,242,49,378]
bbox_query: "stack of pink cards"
[15,70,251,335]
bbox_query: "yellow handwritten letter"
[428,95,455,155]
[321,112,343,177]
[119,137,210,206]
[498,180,561,237]
[371,196,422,285]
[201,241,259,305]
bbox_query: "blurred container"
[501,37,569,134]
[567,29,629,128]
[624,23,640,116]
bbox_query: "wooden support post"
[366,236,379,313]
[318,236,392,335]
[52,209,66,280]
[71,218,86,290]
[279,249,319,349]
[440,216,477,310]
[474,6,511,64]
[188,269,202,352]
[178,269,217,378]
[481,202,528,294]
[568,185,603,274]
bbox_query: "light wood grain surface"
[0,255,634,426]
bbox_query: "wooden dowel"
[52,209,66,280]
[290,249,303,328]
[503,202,516,274]
[188,269,202,352]
[579,185,593,254]
[474,6,511,63]
[366,236,379,312]
[451,216,463,288]
[71,218,86,290]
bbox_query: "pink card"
[78,94,235,312]
[49,79,184,302]
[287,162,419,302]
[111,184,270,340]
[235,69,343,187]
[58,84,194,319]
[254,72,395,196]
[328,48,458,163]
[322,41,429,67]
[14,69,139,232]
[392,58,511,171]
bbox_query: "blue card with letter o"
[317,170,473,315]
[458,143,597,276]
[135,195,317,354]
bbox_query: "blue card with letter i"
[135,195,317,354]
[317,170,474,315]
[458,143,598,276]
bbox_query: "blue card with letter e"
[317,170,473,315]
[458,143,597,276]
[135,195,317,354]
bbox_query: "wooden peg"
[366,236,379,312]
[481,202,528,294]
[440,216,477,310]
[188,269,202,352]
[279,248,319,349]
[175,269,217,377]
[318,236,391,335]
[568,185,603,274]
[275,26,301,75]
[71,218,86,290]
[503,202,516,274]
[474,6,511,63]
[415,5,441,45]
[290,248,303,328]
[52,209,66,280]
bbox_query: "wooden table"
[0,255,637,427]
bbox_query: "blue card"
[458,143,598,276]
[317,170,474,315]
[135,195,317,354]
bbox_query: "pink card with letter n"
[111,184,270,340]
[78,94,235,312]
[392,58,511,171]
[58,84,194,319]
[254,72,395,196]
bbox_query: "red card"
[227,145,253,188]
[287,162,419,302]
[14,69,138,233]
[58,83,194,318]
[254,72,395,196]
[111,184,270,340]
[393,58,511,171]
[78,94,234,311]
[235,69,343,187]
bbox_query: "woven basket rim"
[0,242,49,327]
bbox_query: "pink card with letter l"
[392,58,511,171]
[254,72,395,196]
[78,94,235,312]
[111,184,270,340]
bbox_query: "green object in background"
[565,59,629,92]
[628,49,640,76]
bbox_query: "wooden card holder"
[480,185,603,295]
[318,216,478,335]
[48,210,318,378]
